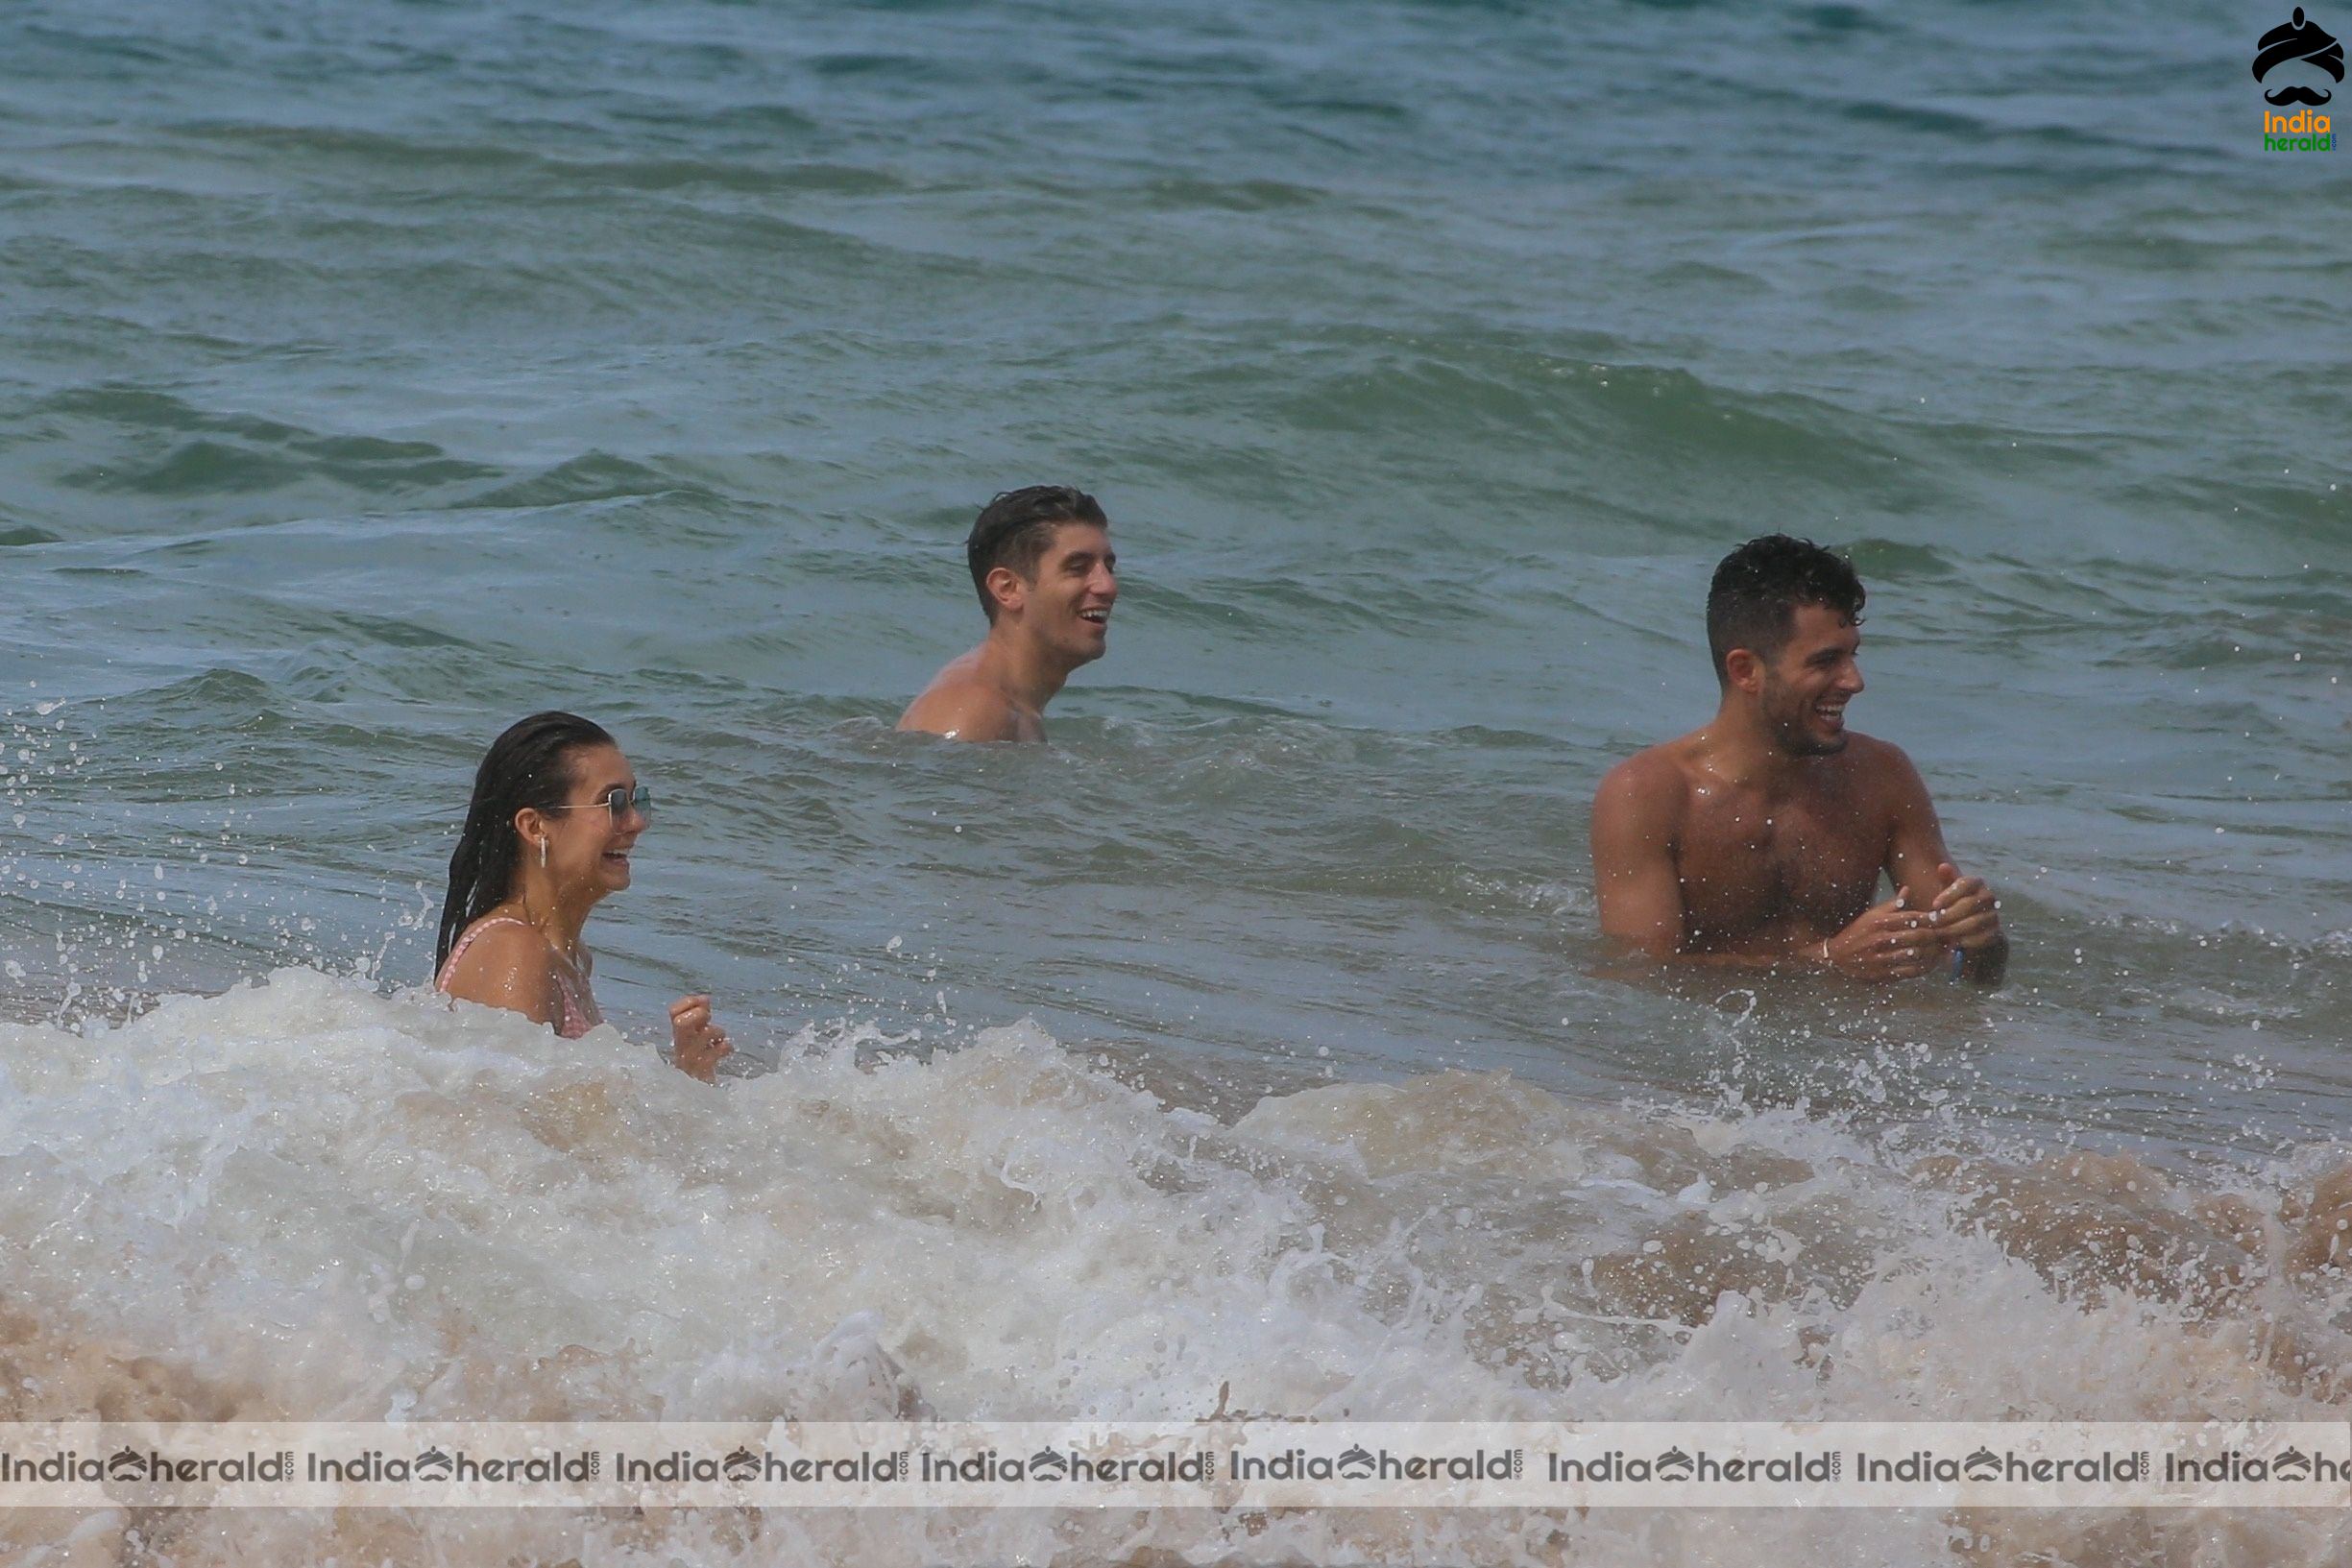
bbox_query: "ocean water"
[1,0,2347,1561]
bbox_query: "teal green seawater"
[1,0,2345,1158]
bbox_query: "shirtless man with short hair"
[898,485,1118,743]
[1590,535,2007,983]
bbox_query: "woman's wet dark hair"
[434,711,615,975]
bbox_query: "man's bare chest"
[1676,788,1887,942]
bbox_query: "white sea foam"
[2,969,2349,1564]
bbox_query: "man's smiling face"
[1021,521,1118,666]
[1757,601,1864,758]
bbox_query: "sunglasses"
[546,784,654,823]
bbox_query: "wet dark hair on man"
[1705,535,1866,685]
[435,711,615,975]
[965,485,1107,620]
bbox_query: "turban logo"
[2254,8,2343,106]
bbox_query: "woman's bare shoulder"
[441,919,561,1020]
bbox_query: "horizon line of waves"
[31,385,498,503]
[1869,548,2350,643]
[82,663,496,743]
[1135,569,1498,639]
[26,382,734,517]
[1692,54,2236,168]
[447,451,725,514]
[12,221,913,333]
[135,120,1012,203]
[1833,98,2213,163]
[2122,471,2352,539]
[1222,333,1926,500]
[1115,173,1353,215]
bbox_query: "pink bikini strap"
[438,917,594,1037]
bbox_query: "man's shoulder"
[1593,739,1697,825]
[898,663,1023,741]
[1599,733,1706,788]
[1828,732,1936,816]
[1835,731,1925,784]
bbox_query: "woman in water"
[434,711,732,1082]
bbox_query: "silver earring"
[539,838,547,868]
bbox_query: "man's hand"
[668,995,733,1083]
[1926,861,2002,951]
[1818,892,1945,980]
[1928,860,2008,984]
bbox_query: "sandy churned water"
[2,971,2349,1564]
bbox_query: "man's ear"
[985,565,1027,618]
[1723,647,1765,695]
